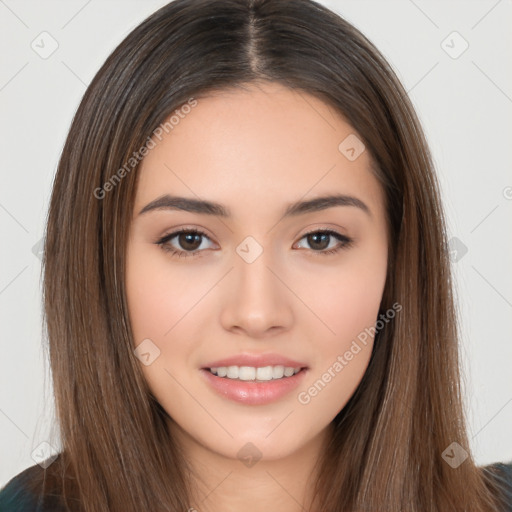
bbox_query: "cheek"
[125,245,200,410]
[292,249,387,349]
[293,245,387,412]
[126,244,208,342]
[296,275,383,417]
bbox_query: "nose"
[219,249,294,338]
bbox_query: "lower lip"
[200,368,308,405]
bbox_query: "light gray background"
[1,0,511,487]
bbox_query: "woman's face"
[126,82,388,463]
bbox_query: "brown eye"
[156,228,353,259]
[306,232,331,251]
[156,228,214,258]
[295,229,353,256]
[177,232,202,251]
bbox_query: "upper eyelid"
[158,227,215,244]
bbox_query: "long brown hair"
[39,0,508,510]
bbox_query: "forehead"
[135,82,385,219]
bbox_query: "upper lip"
[202,353,308,369]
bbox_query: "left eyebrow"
[138,193,371,219]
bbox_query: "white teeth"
[284,367,295,377]
[209,365,302,381]
[272,365,284,379]
[226,366,239,379]
[238,366,255,381]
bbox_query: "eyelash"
[155,227,353,259]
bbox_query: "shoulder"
[0,458,75,512]
[0,464,45,511]
[481,459,512,512]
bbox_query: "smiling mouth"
[200,365,308,405]
[206,365,306,382]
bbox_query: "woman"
[1,0,511,510]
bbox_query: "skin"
[126,81,388,512]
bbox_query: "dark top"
[1,458,512,511]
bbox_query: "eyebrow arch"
[138,193,371,218]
